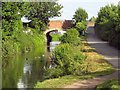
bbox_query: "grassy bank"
[96,78,120,90]
[50,34,62,41]
[35,68,114,88]
[35,33,115,88]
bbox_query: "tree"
[75,22,86,31]
[73,8,88,23]
[2,2,30,40]
[28,2,63,32]
[89,16,96,22]
[75,21,88,35]
[95,4,120,49]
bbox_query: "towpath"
[64,24,120,88]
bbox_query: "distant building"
[118,1,120,6]
[21,16,32,27]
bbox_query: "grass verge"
[35,35,115,88]
[96,78,120,90]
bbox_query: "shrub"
[60,28,82,46]
[50,34,62,41]
[48,43,87,78]
[75,21,88,35]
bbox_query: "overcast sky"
[50,0,119,20]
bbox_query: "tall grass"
[2,27,45,58]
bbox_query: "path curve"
[64,25,119,88]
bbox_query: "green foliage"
[73,8,88,35]
[35,68,115,88]
[96,78,120,90]
[34,31,115,88]
[2,2,30,40]
[60,28,82,46]
[75,22,85,31]
[2,27,45,58]
[48,43,87,78]
[95,4,120,49]
[73,8,88,23]
[50,34,62,41]
[2,2,63,57]
[75,21,88,34]
[89,16,96,22]
[46,28,87,78]
[28,2,63,32]
[2,2,36,57]
[35,44,115,88]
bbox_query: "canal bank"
[34,27,115,88]
[2,37,62,88]
[2,45,48,88]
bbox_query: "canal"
[2,41,61,88]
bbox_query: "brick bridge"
[44,20,75,34]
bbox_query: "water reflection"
[23,61,32,75]
[2,41,60,88]
[2,45,50,88]
[17,78,24,88]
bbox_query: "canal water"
[2,41,61,88]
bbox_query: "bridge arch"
[44,20,74,45]
[45,28,63,45]
[44,28,63,34]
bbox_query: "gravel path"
[64,25,120,89]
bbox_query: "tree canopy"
[73,8,88,23]
[2,2,63,38]
[2,2,63,57]
[95,4,120,49]
[75,22,86,31]
[28,2,63,32]
[89,16,96,22]
[73,8,88,35]
[2,2,31,40]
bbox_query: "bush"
[46,27,87,78]
[60,28,82,46]
[50,34,62,41]
[75,21,88,35]
[48,43,87,78]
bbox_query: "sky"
[50,0,120,20]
